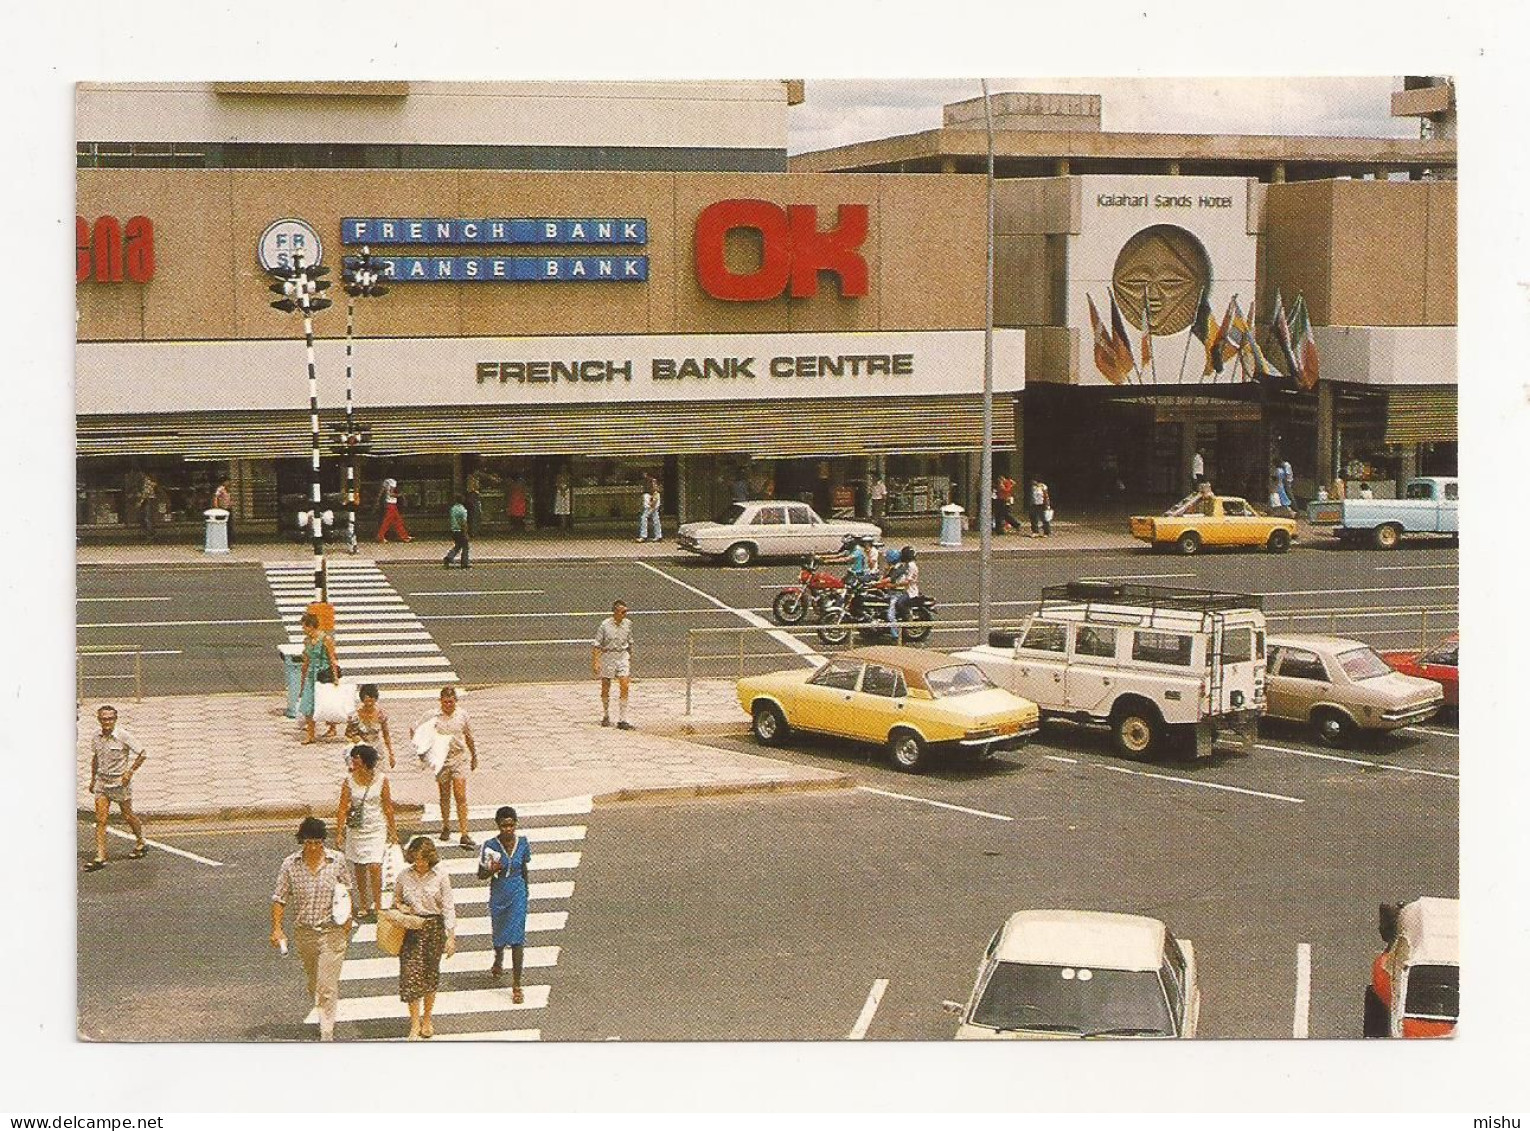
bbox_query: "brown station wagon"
[1265,634,1444,746]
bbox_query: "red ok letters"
[695,199,869,301]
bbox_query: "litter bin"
[940,503,965,547]
[279,643,305,719]
[203,507,230,554]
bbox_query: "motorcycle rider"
[885,545,919,643]
[842,534,879,586]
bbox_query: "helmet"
[884,548,902,566]
[840,533,861,550]
[900,545,916,561]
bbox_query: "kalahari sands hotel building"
[76,79,1453,537]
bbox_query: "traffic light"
[267,262,332,313]
[326,423,373,456]
[342,247,391,299]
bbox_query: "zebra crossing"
[307,795,592,1041]
[265,560,458,701]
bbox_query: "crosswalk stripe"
[307,984,549,1024]
[349,911,567,944]
[420,797,593,821]
[332,643,443,654]
[331,632,435,643]
[430,825,586,844]
[341,946,561,980]
[440,852,581,875]
[348,671,461,685]
[338,656,454,669]
[454,881,575,906]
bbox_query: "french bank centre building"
[75,168,1023,535]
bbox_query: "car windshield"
[1404,964,1459,1021]
[1338,646,1392,681]
[971,962,1175,1037]
[711,504,747,526]
[925,664,997,697]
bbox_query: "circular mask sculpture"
[1110,224,1211,336]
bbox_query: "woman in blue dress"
[478,805,530,1003]
[297,611,341,745]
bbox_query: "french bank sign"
[341,216,647,282]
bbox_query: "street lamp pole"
[978,79,997,641]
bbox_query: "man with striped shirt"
[271,817,354,1041]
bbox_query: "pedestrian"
[84,704,148,872]
[1192,449,1206,490]
[869,474,888,520]
[394,835,457,1039]
[444,495,471,569]
[421,687,478,849]
[376,478,413,543]
[212,478,235,549]
[478,806,530,1003]
[136,472,158,542]
[336,744,396,923]
[464,466,499,534]
[506,475,529,532]
[813,461,833,517]
[996,474,1021,533]
[345,683,396,768]
[553,471,573,530]
[298,611,343,745]
[731,469,750,503]
[592,599,635,729]
[1028,479,1052,537]
[1273,458,1293,510]
[885,545,919,643]
[637,477,663,542]
[269,816,354,1042]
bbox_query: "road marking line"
[102,827,223,867]
[349,911,567,943]
[636,560,822,665]
[328,643,442,654]
[416,607,744,621]
[1258,585,1457,598]
[341,946,561,981]
[1255,743,1459,781]
[1404,725,1458,739]
[1078,573,1196,581]
[1374,564,1457,571]
[1294,942,1312,1039]
[77,648,183,657]
[452,638,594,647]
[456,881,576,905]
[420,798,593,820]
[857,786,1013,822]
[439,851,581,875]
[1042,755,1079,764]
[407,589,547,597]
[1098,764,1304,804]
[336,655,454,668]
[308,984,549,1024]
[76,596,172,603]
[847,978,890,1040]
[80,618,282,629]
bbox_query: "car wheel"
[1362,986,1388,1038]
[1111,702,1161,758]
[1373,524,1401,551]
[1266,529,1291,553]
[771,589,808,625]
[816,606,853,647]
[751,701,789,746]
[903,606,934,643]
[1176,531,1202,556]
[725,542,756,567]
[1313,708,1356,747]
[886,729,929,772]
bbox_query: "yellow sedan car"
[1130,494,1296,556]
[737,645,1041,772]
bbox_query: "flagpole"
[1177,285,1202,387]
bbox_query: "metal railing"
[683,605,1457,713]
[77,644,144,704]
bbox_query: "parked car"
[942,909,1200,1039]
[1307,476,1458,549]
[956,582,1266,760]
[1265,634,1444,745]
[736,645,1040,772]
[678,500,880,566]
[1364,896,1458,1038]
[1380,635,1458,710]
[1130,494,1296,555]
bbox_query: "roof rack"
[1041,581,1264,615]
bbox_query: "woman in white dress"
[336,744,396,922]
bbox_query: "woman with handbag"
[345,684,395,769]
[478,806,531,1003]
[297,612,342,745]
[336,745,396,923]
[393,835,456,1040]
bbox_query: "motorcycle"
[770,555,848,625]
[815,579,936,646]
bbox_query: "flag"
[1211,295,1244,375]
[1241,318,1283,380]
[1139,294,1153,369]
[1289,294,1321,390]
[1189,287,1216,354]
[1108,289,1138,381]
[1086,293,1127,385]
[1270,291,1301,378]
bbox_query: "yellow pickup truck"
[1130,494,1296,556]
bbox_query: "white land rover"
[954,582,1267,759]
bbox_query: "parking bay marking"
[1256,743,1458,781]
[847,979,890,1040]
[1374,564,1457,571]
[1045,755,1302,803]
[857,786,1013,822]
[1404,725,1458,740]
[637,560,822,665]
[102,827,223,867]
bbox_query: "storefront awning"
[1383,386,1457,446]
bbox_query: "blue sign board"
[342,218,647,246]
[349,255,648,283]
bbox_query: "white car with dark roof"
[677,500,880,566]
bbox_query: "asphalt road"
[79,714,1457,1041]
[76,542,1458,697]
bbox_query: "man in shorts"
[592,599,635,730]
[85,704,147,872]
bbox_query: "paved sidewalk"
[76,677,846,823]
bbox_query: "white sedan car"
[943,909,1200,1039]
[677,500,880,566]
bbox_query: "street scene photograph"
[20,4,1527,1113]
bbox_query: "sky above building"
[789,77,1418,156]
